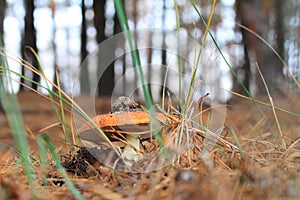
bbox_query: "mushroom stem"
[123,135,143,162]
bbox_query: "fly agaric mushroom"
[78,97,169,163]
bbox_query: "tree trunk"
[160,0,167,99]
[50,1,59,94]
[94,0,115,96]
[80,0,90,95]
[236,0,286,96]
[132,0,138,97]
[0,0,6,36]
[21,0,39,91]
[275,0,284,59]
[233,2,252,95]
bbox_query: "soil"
[0,91,300,200]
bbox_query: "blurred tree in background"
[236,0,286,95]
[20,0,40,91]
[0,0,5,36]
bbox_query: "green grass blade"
[223,89,300,118]
[37,135,48,170]
[25,47,62,122]
[230,126,244,158]
[114,0,165,147]
[256,63,286,148]
[0,36,35,185]
[38,134,85,200]
[185,0,216,114]
[0,66,121,156]
[55,69,75,152]
[113,0,153,109]
[236,23,300,90]
[24,47,76,151]
[174,0,183,105]
[190,1,278,143]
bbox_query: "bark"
[232,32,251,95]
[50,1,59,94]
[236,0,286,96]
[0,0,6,36]
[94,0,115,96]
[80,0,90,94]
[160,0,167,98]
[275,0,284,59]
[132,0,138,97]
[0,0,5,94]
[21,0,39,91]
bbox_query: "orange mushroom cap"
[79,112,168,131]
[78,111,169,144]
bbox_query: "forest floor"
[0,91,300,200]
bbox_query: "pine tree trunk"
[21,0,39,91]
[94,0,115,96]
[236,0,286,96]
[0,0,5,36]
[80,0,90,95]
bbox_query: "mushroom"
[78,111,168,163]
